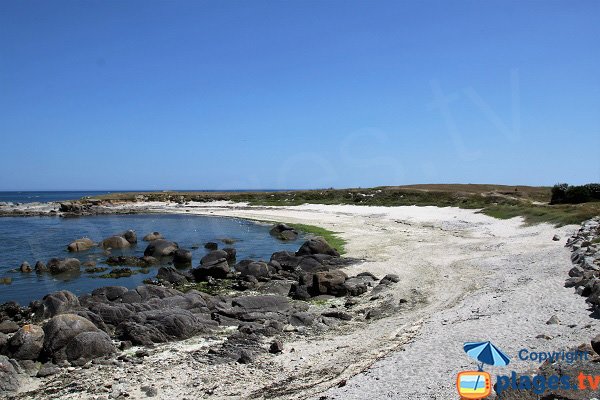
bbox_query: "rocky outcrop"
[296,237,340,257]
[565,217,600,313]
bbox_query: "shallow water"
[0,214,303,305]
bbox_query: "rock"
[296,237,340,257]
[569,266,585,277]
[237,349,255,364]
[0,320,19,334]
[321,311,352,321]
[137,309,216,341]
[269,340,284,354]
[289,312,315,326]
[204,242,218,250]
[259,280,293,296]
[201,250,229,265]
[37,362,59,377]
[592,334,600,355]
[0,333,7,349]
[35,290,81,319]
[236,261,271,279]
[343,277,369,296]
[91,286,129,301]
[64,331,116,362]
[269,224,298,241]
[100,235,132,250]
[143,232,163,241]
[232,295,291,314]
[47,258,81,275]
[546,315,560,325]
[34,261,47,273]
[7,324,44,360]
[43,314,100,361]
[0,355,19,393]
[144,239,179,257]
[88,303,135,326]
[193,259,230,280]
[173,249,192,265]
[19,261,32,273]
[380,274,400,284]
[141,386,158,397]
[67,238,96,252]
[552,234,561,241]
[223,247,237,262]
[221,238,236,245]
[157,267,188,285]
[289,284,311,301]
[121,230,137,244]
[311,270,348,296]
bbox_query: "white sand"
[19,202,598,399]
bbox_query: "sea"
[0,192,304,306]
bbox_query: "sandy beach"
[9,201,594,399]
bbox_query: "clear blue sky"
[1,0,598,190]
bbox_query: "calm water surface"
[0,214,303,305]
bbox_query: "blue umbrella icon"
[464,341,511,370]
[463,341,510,394]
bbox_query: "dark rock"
[343,277,369,296]
[223,247,237,262]
[357,271,379,280]
[269,224,298,241]
[592,334,600,355]
[232,295,291,314]
[204,242,218,250]
[7,324,44,360]
[201,250,229,265]
[289,312,316,326]
[193,259,230,280]
[0,320,19,334]
[173,249,192,265]
[141,386,158,397]
[144,239,179,257]
[380,274,400,284]
[296,237,340,257]
[67,238,96,252]
[121,230,137,244]
[321,311,352,321]
[116,322,168,346]
[89,303,135,326]
[269,340,284,354]
[34,261,47,273]
[64,331,116,362]
[546,315,560,325]
[35,290,81,319]
[289,284,311,301]
[143,232,163,241]
[311,270,348,296]
[258,280,293,296]
[157,267,188,285]
[100,235,132,250]
[0,355,19,393]
[37,362,59,377]
[91,286,129,301]
[47,258,81,275]
[237,349,255,364]
[236,261,271,279]
[19,261,32,273]
[270,251,302,271]
[221,238,236,245]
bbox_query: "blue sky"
[1,0,598,190]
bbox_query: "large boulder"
[192,259,230,280]
[173,249,192,265]
[100,235,131,250]
[311,270,348,296]
[296,237,340,257]
[47,258,81,275]
[67,238,96,252]
[6,324,44,360]
[232,295,291,314]
[0,320,19,334]
[269,224,298,241]
[88,303,135,326]
[64,331,116,362]
[201,250,229,265]
[43,314,100,361]
[34,290,80,319]
[143,232,163,241]
[139,309,216,340]
[0,355,19,394]
[144,239,179,257]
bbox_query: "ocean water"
[0,214,304,306]
[0,191,116,203]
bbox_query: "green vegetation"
[551,183,600,204]
[592,237,600,244]
[287,223,346,255]
[93,184,600,227]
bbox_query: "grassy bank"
[287,223,346,255]
[93,184,600,227]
